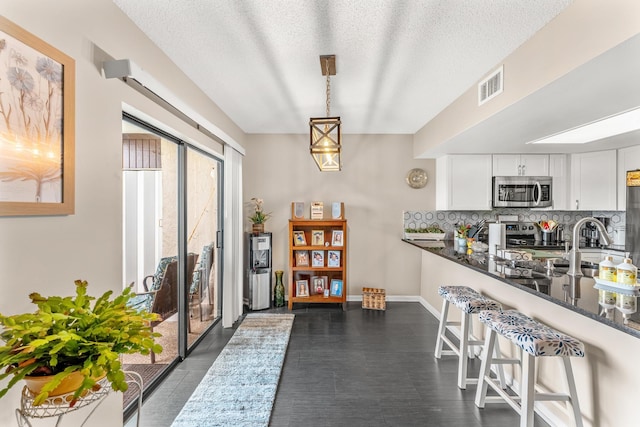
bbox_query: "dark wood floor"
[127,302,550,427]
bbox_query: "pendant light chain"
[325,58,331,117]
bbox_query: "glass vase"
[274,270,285,307]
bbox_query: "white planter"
[404,232,446,241]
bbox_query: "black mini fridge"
[244,232,272,310]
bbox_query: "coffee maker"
[582,216,609,247]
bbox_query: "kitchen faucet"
[567,217,612,276]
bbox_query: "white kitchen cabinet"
[436,155,492,210]
[492,154,549,176]
[549,154,569,210]
[617,145,640,210]
[570,150,617,210]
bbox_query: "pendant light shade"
[310,55,341,171]
[310,116,341,172]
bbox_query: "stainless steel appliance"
[503,221,565,250]
[244,232,272,310]
[492,176,553,208]
[626,170,640,264]
[582,216,609,247]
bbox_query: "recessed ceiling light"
[527,106,640,144]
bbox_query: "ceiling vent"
[478,65,504,106]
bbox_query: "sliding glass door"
[120,115,223,410]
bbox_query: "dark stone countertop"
[404,239,640,339]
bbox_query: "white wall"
[243,133,434,298]
[0,1,243,425]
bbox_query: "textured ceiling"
[113,0,573,135]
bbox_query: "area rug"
[170,313,295,427]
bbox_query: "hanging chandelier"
[310,55,341,172]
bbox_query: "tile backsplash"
[403,209,625,243]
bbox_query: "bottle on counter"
[598,255,617,309]
[600,255,617,281]
[616,253,637,286]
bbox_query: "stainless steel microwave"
[492,176,552,208]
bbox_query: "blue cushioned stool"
[435,285,505,389]
[475,309,584,427]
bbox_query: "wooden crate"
[362,287,386,311]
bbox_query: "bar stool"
[475,309,584,427]
[435,285,505,389]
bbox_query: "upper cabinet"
[570,150,617,210]
[549,154,569,210]
[436,155,492,210]
[617,145,640,210]
[492,154,549,176]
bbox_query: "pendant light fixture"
[310,55,341,171]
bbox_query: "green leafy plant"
[404,226,444,233]
[456,223,471,238]
[0,280,162,406]
[248,197,271,224]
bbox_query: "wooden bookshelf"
[288,219,347,310]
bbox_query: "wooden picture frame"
[295,250,309,266]
[311,275,328,295]
[330,279,343,297]
[327,250,341,267]
[311,250,324,267]
[296,279,309,297]
[311,230,324,246]
[331,230,344,246]
[310,201,323,220]
[0,16,75,216]
[293,230,307,246]
[331,202,344,219]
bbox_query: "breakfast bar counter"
[406,238,640,427]
[404,239,640,338]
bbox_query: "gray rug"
[171,313,295,427]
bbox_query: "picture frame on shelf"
[295,250,309,266]
[331,230,344,246]
[330,279,343,297]
[311,275,328,295]
[291,201,305,219]
[296,280,309,297]
[0,16,76,217]
[331,202,344,219]
[311,250,324,267]
[311,230,324,246]
[293,230,307,246]
[310,201,323,220]
[327,250,340,267]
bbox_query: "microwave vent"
[478,65,503,105]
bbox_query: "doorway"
[120,115,223,412]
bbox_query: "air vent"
[478,65,503,105]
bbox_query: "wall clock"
[406,168,428,189]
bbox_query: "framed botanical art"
[0,16,75,216]
[330,279,343,297]
[311,250,324,267]
[295,250,309,266]
[327,250,340,267]
[311,229,324,246]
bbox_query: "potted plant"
[248,197,271,233]
[404,226,445,241]
[456,223,472,247]
[0,280,162,406]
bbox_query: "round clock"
[406,168,428,189]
